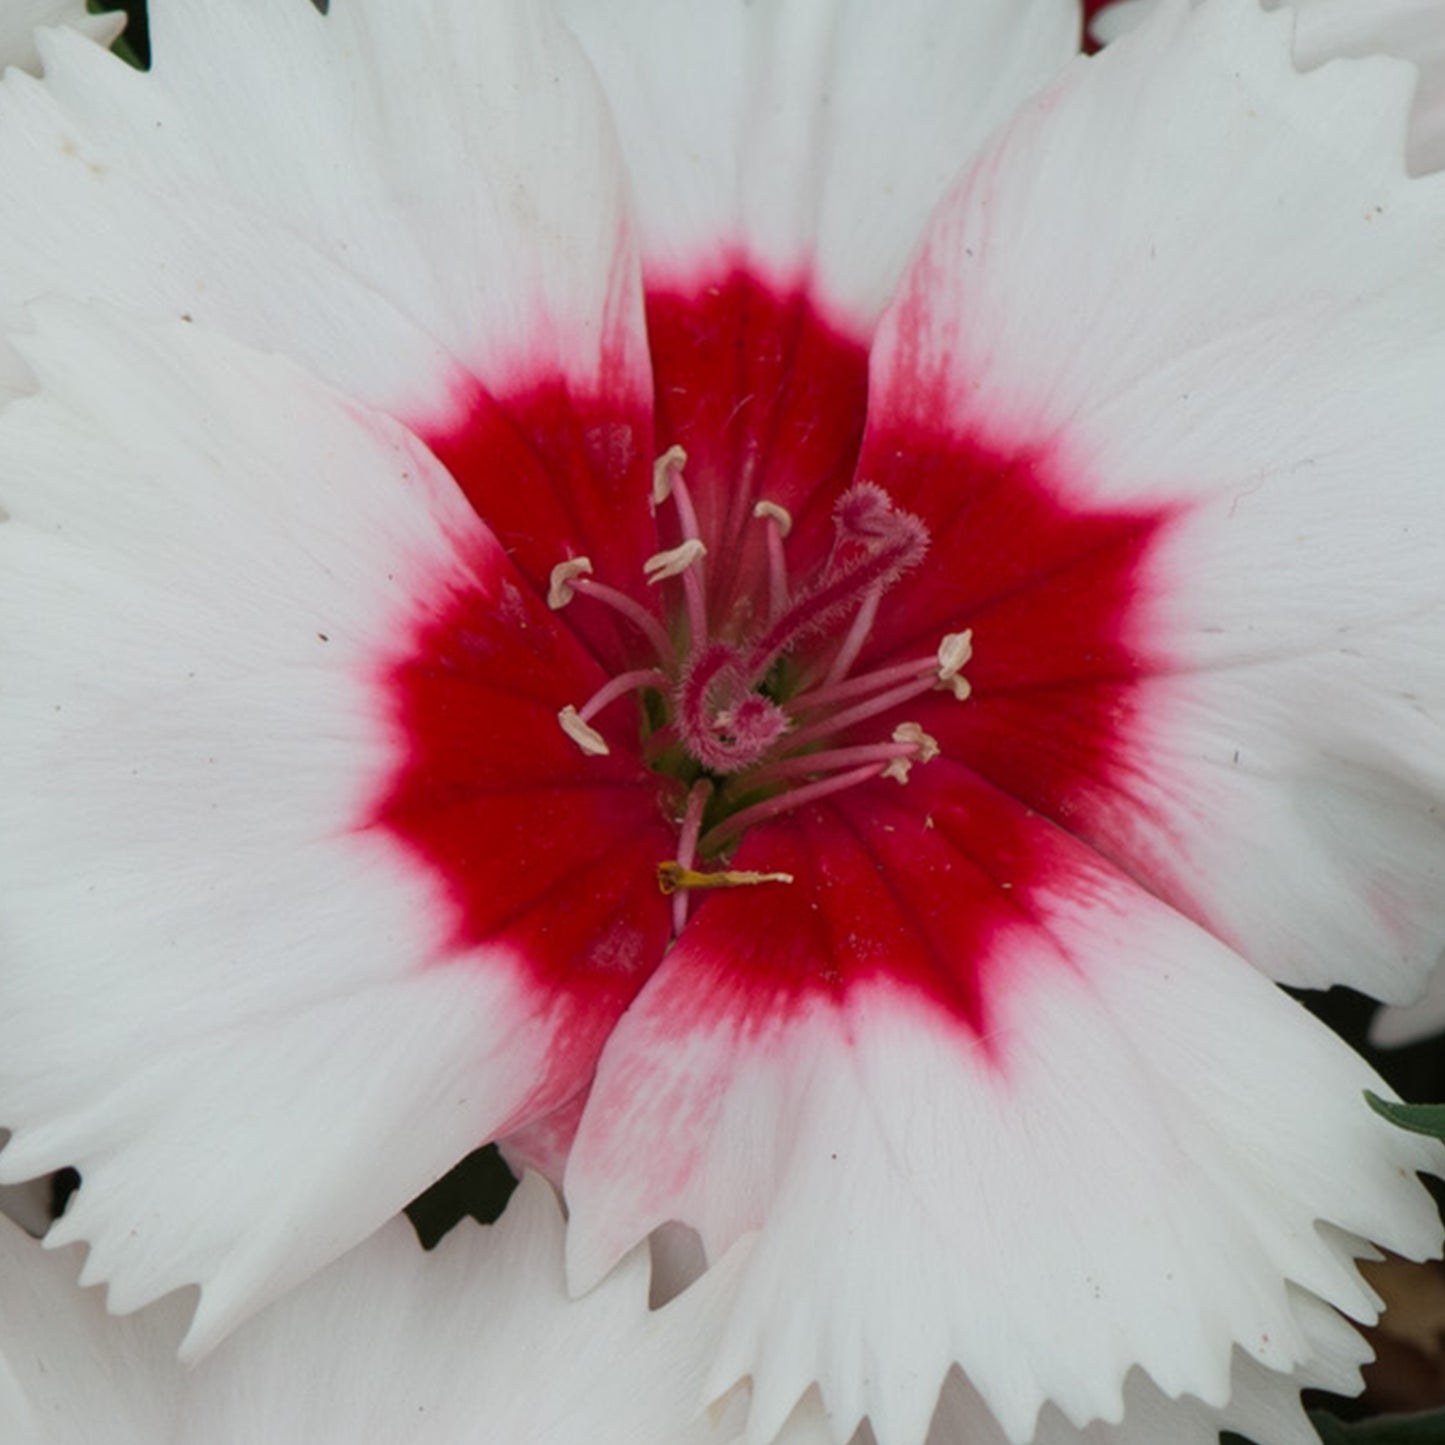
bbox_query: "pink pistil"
[676,644,790,773]
[743,489,927,680]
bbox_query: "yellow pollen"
[657,861,795,895]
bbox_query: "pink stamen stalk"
[823,586,880,688]
[740,737,922,791]
[681,560,709,651]
[763,515,790,621]
[573,577,675,664]
[787,653,938,717]
[579,667,670,724]
[701,762,888,853]
[668,465,705,549]
[672,780,712,934]
[782,675,937,752]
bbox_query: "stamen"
[548,557,593,610]
[644,538,708,584]
[752,500,793,537]
[701,762,894,854]
[823,586,880,687]
[790,654,936,716]
[783,675,941,753]
[657,862,795,894]
[753,500,793,621]
[572,577,675,664]
[669,778,712,933]
[936,630,973,700]
[741,731,929,791]
[558,705,610,757]
[881,722,938,783]
[558,668,669,757]
[645,537,708,647]
[651,445,688,507]
[653,445,704,551]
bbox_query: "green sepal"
[1365,1090,1445,1143]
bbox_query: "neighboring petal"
[924,1289,1368,1445]
[181,1177,746,1444]
[1091,0,1445,174]
[859,0,1445,1002]
[0,1178,748,1443]
[0,305,670,1350]
[763,1289,1367,1444]
[567,771,1443,1445]
[1288,0,1445,174]
[558,0,1078,334]
[0,2,122,75]
[0,1220,187,1444]
[1371,955,1445,1046]
[0,0,649,426]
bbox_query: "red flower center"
[375,270,1170,1037]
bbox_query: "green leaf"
[1365,1090,1445,1143]
[1309,1408,1445,1444]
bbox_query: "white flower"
[0,3,1441,1443]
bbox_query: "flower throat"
[551,447,972,930]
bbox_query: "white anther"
[752,500,793,538]
[559,705,610,757]
[893,721,939,762]
[548,557,594,610]
[644,537,707,585]
[936,629,974,700]
[652,445,688,506]
[883,722,939,782]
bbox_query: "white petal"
[0,0,647,421]
[1092,0,1445,174]
[558,0,1078,334]
[182,1177,745,1444]
[567,850,1441,1445]
[924,1290,1366,1445]
[865,0,1445,1001]
[0,2,121,76]
[764,1291,1368,1445]
[0,1220,187,1444]
[0,305,615,1349]
[1370,954,1445,1045]
[0,1179,747,1444]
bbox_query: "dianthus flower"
[0,3,1442,1443]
